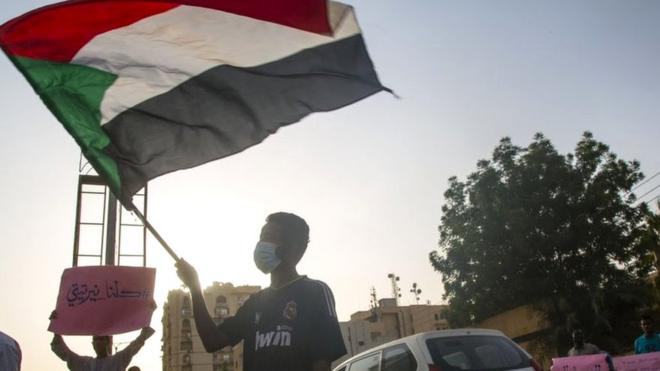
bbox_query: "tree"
[643,201,660,296]
[430,132,657,353]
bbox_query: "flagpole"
[127,202,180,262]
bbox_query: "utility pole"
[105,192,118,266]
[72,175,147,267]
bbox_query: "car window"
[474,343,519,369]
[443,351,472,369]
[349,352,381,371]
[426,335,527,371]
[382,344,417,371]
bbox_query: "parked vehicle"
[333,328,543,371]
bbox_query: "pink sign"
[613,352,660,371]
[551,354,609,371]
[48,266,156,336]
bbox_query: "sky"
[1,1,660,370]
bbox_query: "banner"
[48,266,156,335]
[551,354,609,371]
[613,352,660,371]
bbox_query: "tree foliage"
[430,132,656,353]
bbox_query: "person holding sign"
[635,315,660,354]
[50,310,154,371]
[176,212,347,371]
[568,329,601,356]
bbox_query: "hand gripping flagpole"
[126,202,180,262]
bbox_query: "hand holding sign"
[49,266,156,336]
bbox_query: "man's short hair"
[641,314,653,322]
[266,212,310,250]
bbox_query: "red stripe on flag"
[0,0,332,63]
[0,1,178,62]
[181,0,332,35]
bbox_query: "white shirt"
[51,335,145,371]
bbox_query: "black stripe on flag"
[103,34,386,197]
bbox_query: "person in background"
[635,315,660,354]
[568,329,600,356]
[0,330,21,371]
[50,310,154,371]
[127,366,140,371]
[567,328,616,371]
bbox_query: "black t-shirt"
[218,276,346,371]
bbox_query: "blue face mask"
[254,241,281,274]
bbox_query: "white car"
[333,328,542,371]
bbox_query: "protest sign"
[551,354,609,371]
[48,266,156,335]
[613,352,660,371]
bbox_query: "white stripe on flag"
[71,2,360,125]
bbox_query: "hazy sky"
[1,1,659,370]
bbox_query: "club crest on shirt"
[282,301,297,320]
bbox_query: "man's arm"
[50,334,74,362]
[176,258,231,352]
[111,327,156,370]
[49,311,76,362]
[122,327,156,357]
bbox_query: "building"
[162,282,260,371]
[334,298,449,366]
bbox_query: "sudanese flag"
[0,0,388,201]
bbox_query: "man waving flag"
[0,0,389,202]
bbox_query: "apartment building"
[335,299,449,366]
[162,282,260,371]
